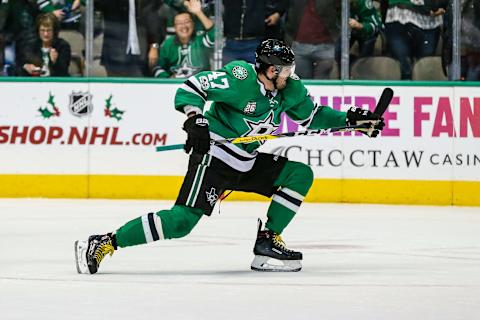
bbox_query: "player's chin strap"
[262,71,277,90]
[257,64,280,90]
[266,65,293,90]
[266,68,285,90]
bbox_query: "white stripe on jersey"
[153,68,166,77]
[210,132,258,159]
[209,132,258,172]
[188,76,206,96]
[183,105,202,115]
[180,83,206,101]
[202,35,214,48]
[210,145,257,172]
[291,103,319,128]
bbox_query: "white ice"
[1,199,479,320]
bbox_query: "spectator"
[37,0,83,26]
[164,0,213,33]
[1,0,39,76]
[95,0,162,77]
[335,0,383,70]
[0,0,8,71]
[284,0,340,79]
[442,0,480,80]
[18,12,71,76]
[381,0,448,79]
[153,0,214,78]
[222,0,287,65]
[265,0,287,39]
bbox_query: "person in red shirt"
[284,0,340,79]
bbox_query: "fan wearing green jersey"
[152,0,214,78]
[75,39,385,274]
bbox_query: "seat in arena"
[412,56,447,81]
[350,56,401,80]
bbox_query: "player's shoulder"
[222,60,257,82]
[285,72,305,90]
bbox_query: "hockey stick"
[372,87,393,118]
[156,87,394,152]
[156,124,369,151]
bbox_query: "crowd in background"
[0,0,479,80]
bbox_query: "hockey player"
[75,39,385,273]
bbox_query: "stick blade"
[374,87,394,117]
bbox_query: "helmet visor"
[274,64,296,78]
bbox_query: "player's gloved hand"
[346,106,385,138]
[182,114,210,154]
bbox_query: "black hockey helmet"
[255,39,295,70]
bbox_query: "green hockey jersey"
[175,60,347,171]
[351,0,382,40]
[153,27,215,78]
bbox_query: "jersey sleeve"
[174,61,253,115]
[201,27,215,49]
[37,0,56,12]
[283,77,347,129]
[153,41,171,78]
[355,0,382,40]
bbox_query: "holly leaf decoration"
[47,92,55,106]
[38,107,55,119]
[110,108,125,121]
[104,94,125,121]
[38,92,60,119]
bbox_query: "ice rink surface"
[1,199,479,320]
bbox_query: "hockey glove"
[346,106,385,138]
[182,114,210,154]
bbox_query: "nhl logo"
[69,91,93,117]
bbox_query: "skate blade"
[250,255,302,272]
[74,240,90,274]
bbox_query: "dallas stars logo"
[205,187,219,207]
[38,92,61,119]
[243,111,279,144]
[171,61,201,78]
[232,66,248,80]
[104,95,125,121]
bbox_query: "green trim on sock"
[266,201,296,234]
[116,216,146,248]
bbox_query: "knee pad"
[162,205,203,239]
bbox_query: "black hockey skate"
[75,234,115,274]
[251,219,302,272]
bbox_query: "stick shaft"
[155,124,366,152]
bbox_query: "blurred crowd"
[0,0,478,80]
